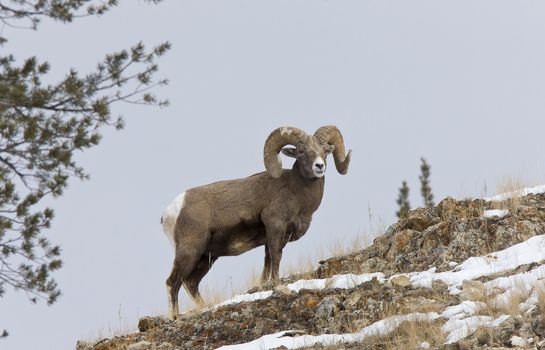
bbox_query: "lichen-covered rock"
[138,316,169,332]
[315,295,342,319]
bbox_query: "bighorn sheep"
[161,125,351,318]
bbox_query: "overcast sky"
[2,1,545,349]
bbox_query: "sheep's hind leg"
[166,253,196,320]
[166,233,210,319]
[166,260,183,319]
[185,254,217,306]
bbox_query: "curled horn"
[263,127,309,178]
[313,125,352,175]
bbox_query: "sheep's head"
[263,125,352,179]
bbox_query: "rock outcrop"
[317,194,545,278]
[78,192,545,350]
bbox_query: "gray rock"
[342,292,362,308]
[315,296,342,319]
[273,284,292,296]
[390,274,410,287]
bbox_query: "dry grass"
[534,280,545,318]
[367,318,446,350]
[193,271,261,312]
[281,253,323,281]
[471,326,496,347]
[177,267,264,314]
[503,281,531,317]
[326,232,376,258]
[492,176,528,211]
[466,277,534,320]
[324,297,446,349]
[82,304,138,344]
[281,231,376,283]
[459,278,542,347]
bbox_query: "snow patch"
[443,315,510,344]
[485,184,545,201]
[217,308,510,349]
[483,264,545,315]
[410,234,545,293]
[216,313,440,350]
[511,335,528,347]
[440,300,485,320]
[215,291,273,308]
[211,273,385,310]
[287,273,385,293]
[483,209,508,218]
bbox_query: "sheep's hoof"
[168,309,179,321]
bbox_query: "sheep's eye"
[297,149,305,156]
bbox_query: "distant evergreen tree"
[419,158,435,207]
[396,181,411,219]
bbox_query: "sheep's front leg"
[267,237,284,281]
[262,214,287,282]
[261,246,271,283]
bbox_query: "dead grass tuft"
[534,281,545,318]
[472,326,495,347]
[470,278,533,319]
[326,232,376,258]
[368,318,446,350]
[493,176,527,212]
[282,253,321,281]
[503,281,531,317]
[82,304,138,344]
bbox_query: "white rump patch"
[161,192,185,247]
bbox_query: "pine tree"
[396,181,411,219]
[419,158,435,208]
[0,0,170,323]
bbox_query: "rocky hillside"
[77,187,545,350]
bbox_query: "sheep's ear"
[325,144,335,155]
[281,147,298,158]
